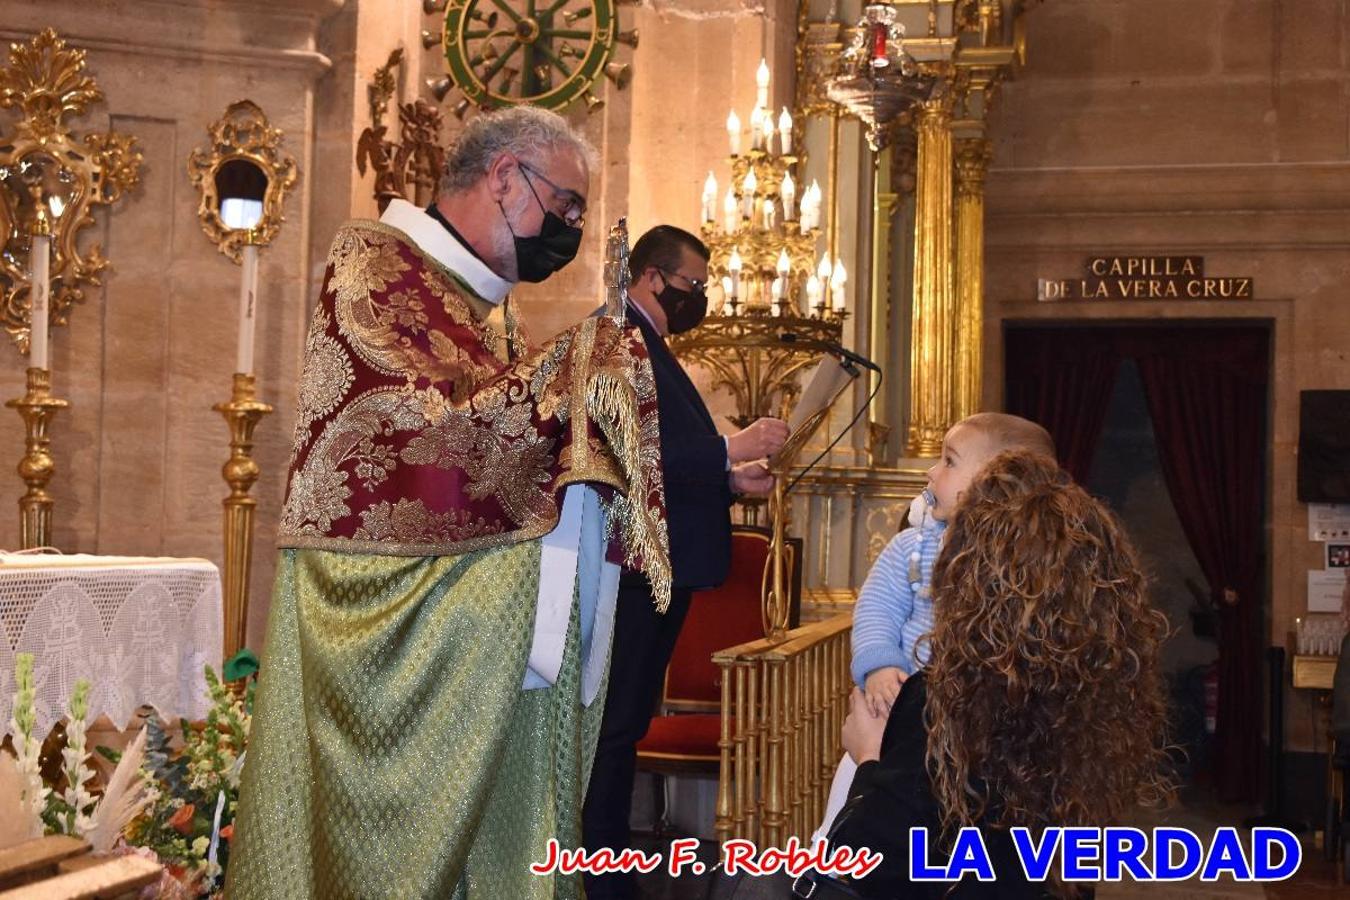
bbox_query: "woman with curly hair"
[828,451,1173,899]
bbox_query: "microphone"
[777,332,882,373]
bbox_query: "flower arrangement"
[122,663,252,897]
[2,653,153,852]
[1,650,256,899]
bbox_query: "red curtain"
[1136,327,1269,801]
[1004,327,1123,483]
[1003,323,1270,801]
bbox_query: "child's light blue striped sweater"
[850,497,946,687]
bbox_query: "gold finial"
[603,218,631,321]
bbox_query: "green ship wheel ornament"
[442,0,617,110]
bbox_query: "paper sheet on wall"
[1307,568,1347,613]
[769,358,859,469]
[1308,503,1350,541]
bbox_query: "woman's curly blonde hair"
[925,451,1173,845]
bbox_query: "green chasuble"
[226,203,669,899]
[228,544,602,898]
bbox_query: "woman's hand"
[842,687,886,765]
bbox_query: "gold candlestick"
[6,368,68,549]
[213,373,272,660]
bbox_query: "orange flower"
[167,803,195,835]
[219,823,234,841]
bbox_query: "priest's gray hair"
[440,106,597,194]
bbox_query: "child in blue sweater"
[814,414,1056,840]
[853,413,1057,715]
[810,415,1053,836]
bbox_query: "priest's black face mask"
[498,160,583,283]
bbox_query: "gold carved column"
[868,146,898,465]
[905,94,956,457]
[953,138,991,421]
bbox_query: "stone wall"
[984,0,1350,749]
[0,0,357,648]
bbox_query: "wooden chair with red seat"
[634,525,802,835]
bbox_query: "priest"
[227,107,670,900]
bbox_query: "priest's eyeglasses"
[518,161,587,228]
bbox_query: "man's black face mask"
[655,271,708,334]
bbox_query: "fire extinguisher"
[1202,663,1218,735]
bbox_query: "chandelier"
[671,59,847,428]
[825,3,935,151]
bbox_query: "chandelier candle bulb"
[728,248,743,298]
[727,110,741,156]
[762,198,776,230]
[702,172,718,222]
[778,108,793,155]
[771,276,783,305]
[723,186,739,233]
[236,242,260,375]
[721,276,734,312]
[741,170,758,218]
[800,181,819,231]
[756,58,770,108]
[776,248,791,278]
[817,252,833,282]
[780,172,796,220]
[806,274,823,310]
[28,233,50,372]
[831,259,848,312]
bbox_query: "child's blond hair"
[959,412,1055,459]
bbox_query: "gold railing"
[713,612,853,846]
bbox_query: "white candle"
[727,110,741,156]
[831,259,847,312]
[776,249,791,281]
[806,274,823,311]
[703,171,718,223]
[723,186,739,233]
[756,58,771,109]
[741,170,758,219]
[762,198,776,230]
[28,234,50,371]
[781,172,796,221]
[817,252,833,283]
[728,248,743,299]
[779,108,793,155]
[771,276,783,308]
[721,276,735,314]
[236,243,259,374]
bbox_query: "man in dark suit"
[582,225,789,899]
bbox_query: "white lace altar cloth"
[0,554,223,738]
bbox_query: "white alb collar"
[379,198,513,305]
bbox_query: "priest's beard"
[491,190,532,283]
